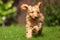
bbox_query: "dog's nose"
[35,17,38,19]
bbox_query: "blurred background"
[0,0,60,26]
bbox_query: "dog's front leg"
[26,24,32,39]
[26,17,32,38]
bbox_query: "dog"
[20,2,44,38]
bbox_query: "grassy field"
[0,25,60,40]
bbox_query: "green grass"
[0,26,60,40]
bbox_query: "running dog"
[21,2,44,38]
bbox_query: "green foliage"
[45,0,60,26]
[0,0,16,24]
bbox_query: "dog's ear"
[20,4,28,10]
[37,2,42,8]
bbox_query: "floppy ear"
[20,4,28,10]
[37,2,42,8]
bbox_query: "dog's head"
[21,2,42,19]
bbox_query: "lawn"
[0,25,60,40]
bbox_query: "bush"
[0,0,16,24]
[45,0,60,26]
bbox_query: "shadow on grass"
[33,33,44,38]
